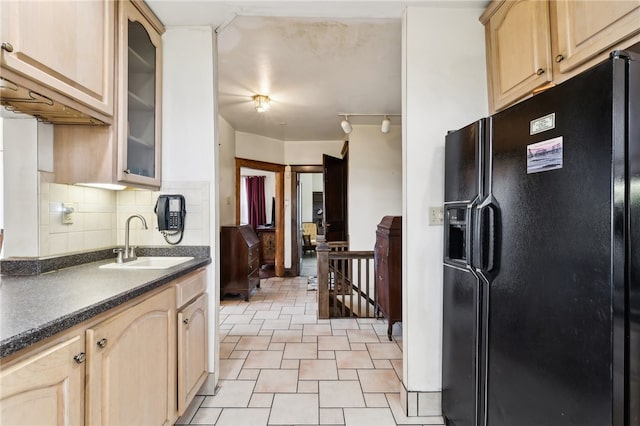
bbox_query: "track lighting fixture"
[381,116,391,134]
[340,115,353,134]
[338,113,400,134]
[253,94,271,112]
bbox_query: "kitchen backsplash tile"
[39,180,117,256]
[116,181,210,247]
[38,177,210,256]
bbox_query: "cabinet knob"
[73,352,86,364]
[555,54,565,63]
[183,318,189,325]
[536,68,545,76]
[97,338,108,348]
[1,42,13,53]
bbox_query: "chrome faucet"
[119,214,148,263]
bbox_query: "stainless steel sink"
[99,256,194,270]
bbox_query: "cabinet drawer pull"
[536,68,545,76]
[183,318,189,325]
[73,352,86,364]
[97,338,108,348]
[555,54,565,63]
[1,42,14,53]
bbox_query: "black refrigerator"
[442,51,639,426]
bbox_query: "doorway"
[235,158,285,276]
[289,165,323,277]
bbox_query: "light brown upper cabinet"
[481,0,553,112]
[54,0,164,190]
[0,0,114,124]
[117,0,163,188]
[553,1,640,73]
[481,0,640,112]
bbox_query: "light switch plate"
[429,207,444,225]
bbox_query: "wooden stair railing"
[316,236,375,319]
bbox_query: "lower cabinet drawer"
[175,269,206,309]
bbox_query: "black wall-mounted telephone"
[155,194,186,232]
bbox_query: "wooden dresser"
[374,216,402,341]
[220,225,260,301]
[256,226,276,266]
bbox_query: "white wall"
[299,172,322,224]
[236,131,284,164]
[349,124,402,251]
[312,173,322,192]
[2,118,39,257]
[403,5,488,400]
[218,116,236,226]
[284,139,344,165]
[162,26,219,378]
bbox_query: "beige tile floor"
[175,276,444,426]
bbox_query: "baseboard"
[400,382,442,417]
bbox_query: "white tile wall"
[116,181,210,247]
[38,178,210,257]
[39,179,117,256]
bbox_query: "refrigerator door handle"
[465,202,475,269]
[473,194,500,274]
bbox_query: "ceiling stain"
[217,16,402,141]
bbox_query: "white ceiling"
[145,1,488,141]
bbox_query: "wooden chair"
[302,234,315,254]
[301,222,318,255]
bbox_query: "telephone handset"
[155,194,186,244]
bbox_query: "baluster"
[316,236,330,319]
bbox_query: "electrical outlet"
[62,203,74,224]
[429,206,444,225]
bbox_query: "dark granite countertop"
[0,255,211,358]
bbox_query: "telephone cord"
[161,229,184,245]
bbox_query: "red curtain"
[246,176,266,230]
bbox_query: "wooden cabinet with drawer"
[220,225,260,301]
[0,265,209,426]
[85,286,176,426]
[256,226,276,266]
[374,216,402,341]
[175,269,208,416]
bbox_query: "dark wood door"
[323,154,347,242]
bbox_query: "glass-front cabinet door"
[117,0,162,188]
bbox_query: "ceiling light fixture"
[340,115,353,134]
[338,113,400,134]
[253,94,270,112]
